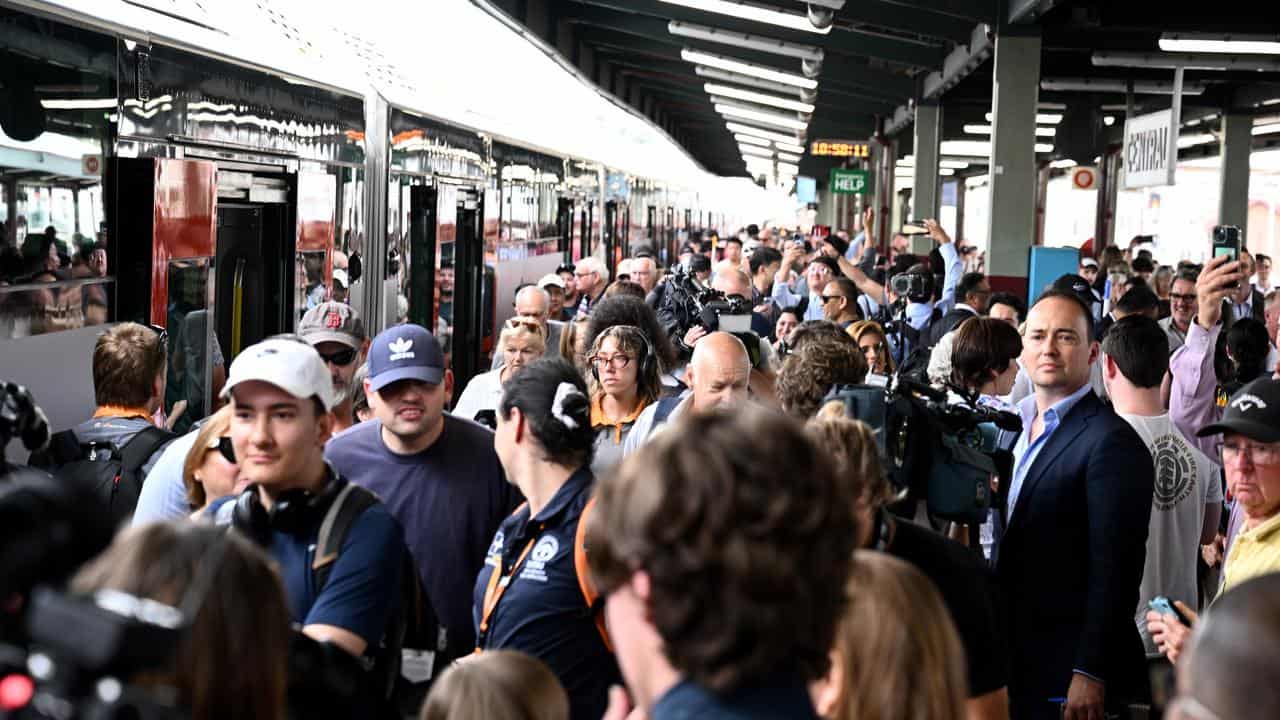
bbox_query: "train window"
[163,258,217,435]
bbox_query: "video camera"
[666,264,765,368]
[1,381,50,468]
[823,376,1020,530]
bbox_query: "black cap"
[688,254,712,273]
[1051,273,1095,309]
[555,263,575,275]
[825,234,850,257]
[1197,378,1280,443]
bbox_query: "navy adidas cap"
[367,323,445,391]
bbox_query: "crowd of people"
[6,216,1280,720]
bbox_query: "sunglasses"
[207,436,236,464]
[317,346,358,366]
[147,323,168,348]
[821,294,844,303]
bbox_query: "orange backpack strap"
[574,496,613,651]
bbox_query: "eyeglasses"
[1217,439,1280,466]
[317,346,358,366]
[206,436,236,464]
[1170,293,1197,304]
[589,353,633,370]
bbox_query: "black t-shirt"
[887,518,1009,697]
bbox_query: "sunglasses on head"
[147,323,168,348]
[317,346,358,366]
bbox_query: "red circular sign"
[1072,167,1096,190]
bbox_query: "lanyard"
[475,527,542,650]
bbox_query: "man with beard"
[299,301,368,434]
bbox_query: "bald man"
[621,332,751,456]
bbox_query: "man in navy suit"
[995,289,1154,720]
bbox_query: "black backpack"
[31,426,174,526]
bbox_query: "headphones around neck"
[231,467,345,546]
[590,325,657,384]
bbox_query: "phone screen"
[1214,246,1238,260]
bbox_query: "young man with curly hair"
[588,406,858,719]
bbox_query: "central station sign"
[1124,109,1177,189]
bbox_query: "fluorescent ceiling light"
[898,157,970,170]
[1159,33,1280,55]
[695,66,807,97]
[1103,116,1116,126]
[940,140,1054,156]
[964,124,1056,137]
[40,98,117,109]
[726,121,802,145]
[777,152,802,163]
[984,112,1062,124]
[660,0,831,35]
[706,84,815,113]
[683,49,817,90]
[740,144,775,157]
[939,168,955,176]
[778,161,801,174]
[669,21,824,61]
[735,133,772,146]
[1253,123,1280,136]
[715,103,809,130]
[1050,159,1078,169]
[1177,133,1216,149]
[775,141,805,154]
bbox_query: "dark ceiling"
[486,0,1280,182]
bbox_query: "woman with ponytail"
[471,357,621,720]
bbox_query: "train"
[0,0,783,452]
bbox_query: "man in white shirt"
[1100,314,1222,656]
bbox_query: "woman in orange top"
[586,325,661,476]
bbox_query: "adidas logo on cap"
[389,337,415,361]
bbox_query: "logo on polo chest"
[519,535,560,583]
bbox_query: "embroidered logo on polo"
[485,530,504,566]
[1152,434,1196,511]
[520,536,561,583]
[388,337,415,361]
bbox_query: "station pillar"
[1219,113,1252,236]
[985,33,1041,301]
[912,101,942,220]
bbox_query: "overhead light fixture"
[706,84,815,113]
[1040,78,1207,95]
[1103,116,1116,126]
[1255,123,1280,136]
[694,66,807,97]
[726,121,803,145]
[939,168,955,176]
[659,0,832,35]
[40,98,118,109]
[964,124,1056,137]
[683,49,818,90]
[715,103,809,131]
[735,133,772,146]
[775,140,805,154]
[1092,50,1280,72]
[777,152,802,163]
[1050,159,1078,169]
[740,144,775,157]
[669,21,824,61]
[1177,133,1216,149]
[1159,33,1280,55]
[898,157,970,170]
[778,161,801,174]
[940,140,1054,156]
[985,112,1062,124]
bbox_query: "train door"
[451,186,485,395]
[556,197,574,264]
[602,200,617,277]
[214,201,294,361]
[406,184,438,329]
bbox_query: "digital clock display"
[810,141,870,158]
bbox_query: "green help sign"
[830,168,871,195]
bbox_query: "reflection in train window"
[296,250,330,318]
[164,258,219,434]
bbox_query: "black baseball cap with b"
[1197,378,1280,443]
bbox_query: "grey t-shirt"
[1119,413,1223,656]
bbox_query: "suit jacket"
[993,391,1154,719]
[1222,287,1266,327]
[927,306,977,347]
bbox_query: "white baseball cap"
[537,273,566,289]
[220,338,339,411]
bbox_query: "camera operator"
[0,380,50,481]
[653,253,711,344]
[66,522,292,720]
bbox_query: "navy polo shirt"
[209,478,404,651]
[652,679,819,720]
[472,467,620,720]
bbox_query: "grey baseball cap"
[298,302,366,350]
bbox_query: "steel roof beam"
[834,1,975,43]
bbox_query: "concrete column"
[1219,113,1252,234]
[912,101,942,219]
[985,33,1042,295]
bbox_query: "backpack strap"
[574,497,612,651]
[313,482,379,590]
[119,426,175,477]
[652,395,683,427]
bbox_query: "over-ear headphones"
[231,468,345,546]
[589,325,657,384]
